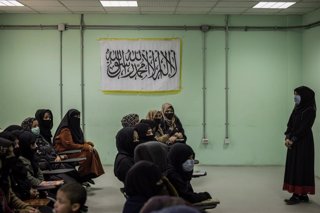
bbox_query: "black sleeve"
[167,171,209,203]
[290,108,316,142]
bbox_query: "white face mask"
[182,159,194,172]
[31,127,40,136]
[294,95,301,105]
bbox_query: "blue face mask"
[294,95,301,105]
[31,127,40,136]
[182,159,194,172]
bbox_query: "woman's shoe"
[299,195,309,202]
[285,195,300,205]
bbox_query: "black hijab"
[134,142,169,174]
[134,123,155,142]
[168,143,195,181]
[125,161,163,198]
[17,131,38,173]
[54,109,84,144]
[3,125,22,132]
[294,86,316,111]
[0,137,15,195]
[115,127,137,157]
[35,109,53,143]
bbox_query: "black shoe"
[299,195,309,202]
[285,195,300,205]
[87,179,95,185]
[82,182,91,188]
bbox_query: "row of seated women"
[0,108,104,212]
[114,109,220,213]
[121,103,187,145]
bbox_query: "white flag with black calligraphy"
[100,38,181,92]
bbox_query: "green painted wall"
[303,9,320,177]
[0,14,305,166]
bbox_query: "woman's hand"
[285,139,293,149]
[86,141,94,147]
[174,132,183,139]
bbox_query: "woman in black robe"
[114,123,154,183]
[35,109,54,144]
[283,86,316,204]
[122,161,166,213]
[167,143,213,204]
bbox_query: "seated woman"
[18,130,64,188]
[134,141,169,174]
[114,123,154,184]
[123,161,171,213]
[53,109,105,182]
[21,117,80,184]
[146,110,170,144]
[160,103,187,144]
[167,143,218,204]
[0,137,40,213]
[0,131,35,201]
[121,113,140,128]
[21,117,63,170]
[35,109,54,144]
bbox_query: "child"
[54,183,87,213]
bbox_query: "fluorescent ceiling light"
[100,1,138,7]
[253,2,295,9]
[0,0,24,6]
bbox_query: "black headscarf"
[35,109,53,143]
[168,143,195,181]
[125,161,163,198]
[3,125,22,132]
[17,131,38,174]
[134,142,169,174]
[134,123,155,142]
[115,127,137,157]
[54,109,84,144]
[0,137,15,195]
[294,86,316,111]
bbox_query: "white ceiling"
[0,0,319,15]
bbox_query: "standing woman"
[53,109,104,182]
[283,86,316,205]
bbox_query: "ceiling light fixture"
[253,2,296,9]
[0,0,24,6]
[100,1,138,7]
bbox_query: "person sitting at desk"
[35,109,54,144]
[0,137,41,213]
[18,131,64,189]
[53,109,104,183]
[167,143,219,205]
[160,103,187,144]
[21,117,80,184]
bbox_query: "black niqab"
[35,109,53,143]
[54,109,84,144]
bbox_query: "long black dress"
[283,86,316,195]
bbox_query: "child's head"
[54,183,87,213]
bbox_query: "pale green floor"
[86,166,320,213]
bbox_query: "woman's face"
[31,120,39,128]
[154,112,162,120]
[43,112,51,120]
